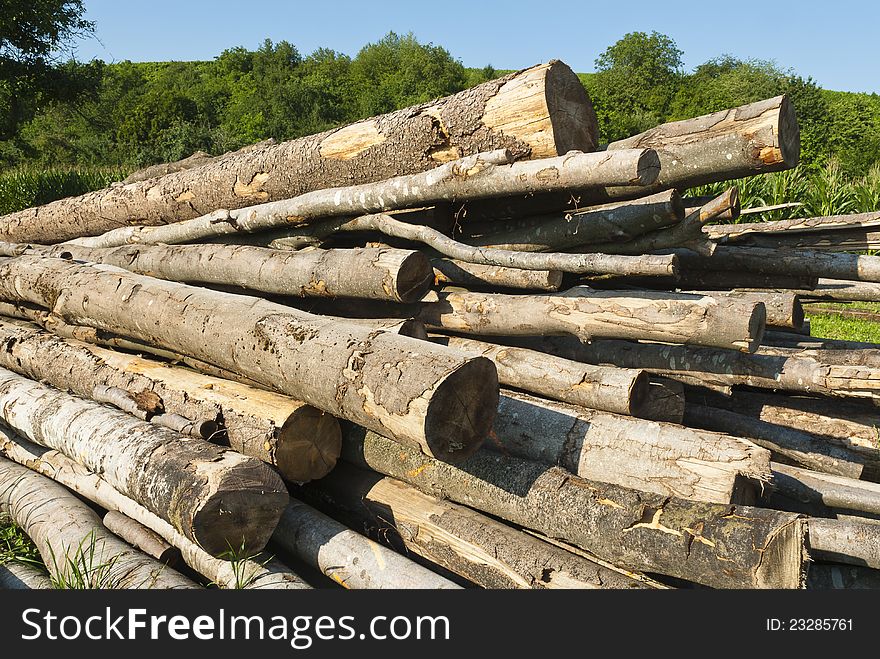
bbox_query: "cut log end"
[190,464,290,556]
[636,149,662,186]
[276,407,343,483]
[626,371,653,417]
[424,356,499,461]
[756,517,807,589]
[395,251,435,303]
[740,302,768,353]
[544,61,599,155]
[778,95,801,169]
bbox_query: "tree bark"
[0,320,342,483]
[0,255,500,461]
[674,245,880,284]
[0,366,289,556]
[271,497,460,589]
[771,462,880,517]
[808,518,880,569]
[683,404,880,481]
[102,511,182,567]
[0,432,310,589]
[25,244,434,303]
[0,61,599,243]
[303,464,653,589]
[680,290,804,330]
[705,211,880,242]
[0,455,198,589]
[683,195,740,222]
[341,425,807,589]
[0,561,52,589]
[464,189,683,252]
[430,334,649,416]
[122,150,216,184]
[431,259,563,292]
[420,288,765,352]
[784,278,880,302]
[487,390,770,504]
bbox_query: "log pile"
[0,60,877,590]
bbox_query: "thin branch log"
[808,518,880,569]
[431,259,563,292]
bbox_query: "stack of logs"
[1,60,878,591]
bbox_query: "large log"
[0,320,341,483]
[0,455,197,589]
[0,366,289,555]
[21,244,434,303]
[460,95,798,219]
[303,464,652,589]
[680,290,804,330]
[341,425,807,589]
[272,498,460,589]
[487,390,770,504]
[70,148,659,249]
[430,335,649,416]
[0,432,310,589]
[420,288,765,352]
[0,255,499,461]
[0,61,599,243]
[431,259,563,292]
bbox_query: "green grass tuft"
[0,167,128,215]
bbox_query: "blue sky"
[68,0,878,93]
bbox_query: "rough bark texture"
[103,511,182,566]
[808,518,880,569]
[684,404,880,481]
[0,320,342,483]
[0,455,197,588]
[122,150,215,184]
[464,189,683,251]
[487,390,769,504]
[0,62,599,243]
[771,462,880,517]
[0,561,52,589]
[304,464,651,589]
[431,334,649,416]
[0,255,499,461]
[0,432,309,589]
[341,425,807,589]
[272,498,460,589]
[431,259,563,292]
[420,288,765,352]
[31,244,434,303]
[0,366,290,556]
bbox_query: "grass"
[0,513,43,569]
[0,166,128,215]
[808,311,880,343]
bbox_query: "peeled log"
[431,259,563,292]
[0,366,289,556]
[0,432,309,589]
[304,464,652,589]
[488,390,770,504]
[0,455,197,589]
[0,320,341,483]
[0,61,598,244]
[0,255,499,461]
[272,498,460,589]
[420,288,765,352]
[430,334,649,416]
[342,425,807,589]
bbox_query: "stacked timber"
[0,61,878,590]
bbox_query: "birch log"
[0,320,342,483]
[0,432,310,589]
[420,288,765,352]
[0,562,52,590]
[103,511,182,566]
[430,335,649,416]
[272,498,460,589]
[304,464,652,589]
[0,255,499,461]
[342,425,807,589]
[0,61,599,243]
[0,366,289,555]
[486,390,770,504]
[0,455,197,588]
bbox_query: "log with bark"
[0,561,52,590]
[460,95,798,220]
[778,278,880,302]
[808,518,880,569]
[341,425,807,589]
[122,150,216,184]
[0,454,198,588]
[302,463,653,589]
[0,255,500,461]
[420,288,765,352]
[486,389,770,504]
[0,61,599,243]
[770,462,880,517]
[431,259,563,292]
[0,320,342,483]
[102,511,182,567]
[0,366,289,556]
[705,211,880,242]
[680,290,804,330]
[683,195,741,222]
[429,334,649,416]
[0,431,310,589]
[271,498,460,589]
[585,271,819,293]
